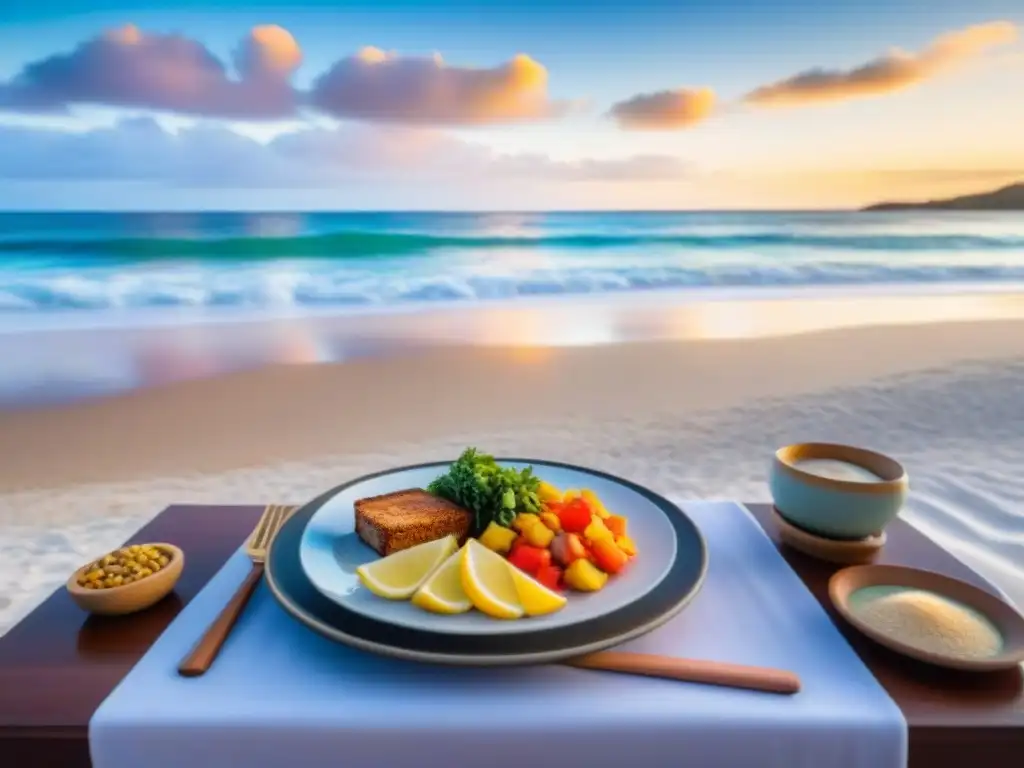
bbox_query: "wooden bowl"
[67,543,184,616]
[830,564,1024,672]
[771,442,908,540]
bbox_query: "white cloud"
[0,118,693,188]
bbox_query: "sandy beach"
[1,300,1024,636]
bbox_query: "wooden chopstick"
[565,651,801,694]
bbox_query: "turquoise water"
[2,210,1024,326]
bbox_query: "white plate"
[298,460,678,635]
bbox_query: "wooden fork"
[178,504,295,677]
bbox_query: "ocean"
[2,210,1024,331]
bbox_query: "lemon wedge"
[460,539,524,619]
[411,547,473,614]
[356,534,458,600]
[508,566,567,616]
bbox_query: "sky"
[0,0,1022,210]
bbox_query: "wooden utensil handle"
[567,651,801,695]
[178,563,264,677]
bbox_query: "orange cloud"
[308,48,562,124]
[235,24,303,80]
[0,24,301,119]
[745,20,1018,107]
[0,25,564,126]
[608,87,716,130]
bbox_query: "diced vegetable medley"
[477,480,637,592]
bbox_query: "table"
[1,503,1021,768]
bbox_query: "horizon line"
[0,207,888,215]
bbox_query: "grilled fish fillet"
[355,488,472,556]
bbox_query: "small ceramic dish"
[772,507,885,564]
[829,564,1024,672]
[67,543,184,616]
[771,442,908,540]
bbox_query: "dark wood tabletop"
[0,502,1021,768]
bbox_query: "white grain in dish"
[850,586,1003,660]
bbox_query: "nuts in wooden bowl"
[67,543,184,616]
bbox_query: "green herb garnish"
[427,447,541,533]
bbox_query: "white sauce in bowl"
[793,458,884,483]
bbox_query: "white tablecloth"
[90,501,907,768]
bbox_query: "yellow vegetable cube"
[583,517,615,544]
[562,488,581,502]
[616,534,637,557]
[581,489,610,519]
[512,513,541,532]
[564,559,609,592]
[524,521,555,548]
[478,522,519,554]
[537,481,563,504]
[539,511,562,531]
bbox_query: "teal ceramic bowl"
[770,443,909,541]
